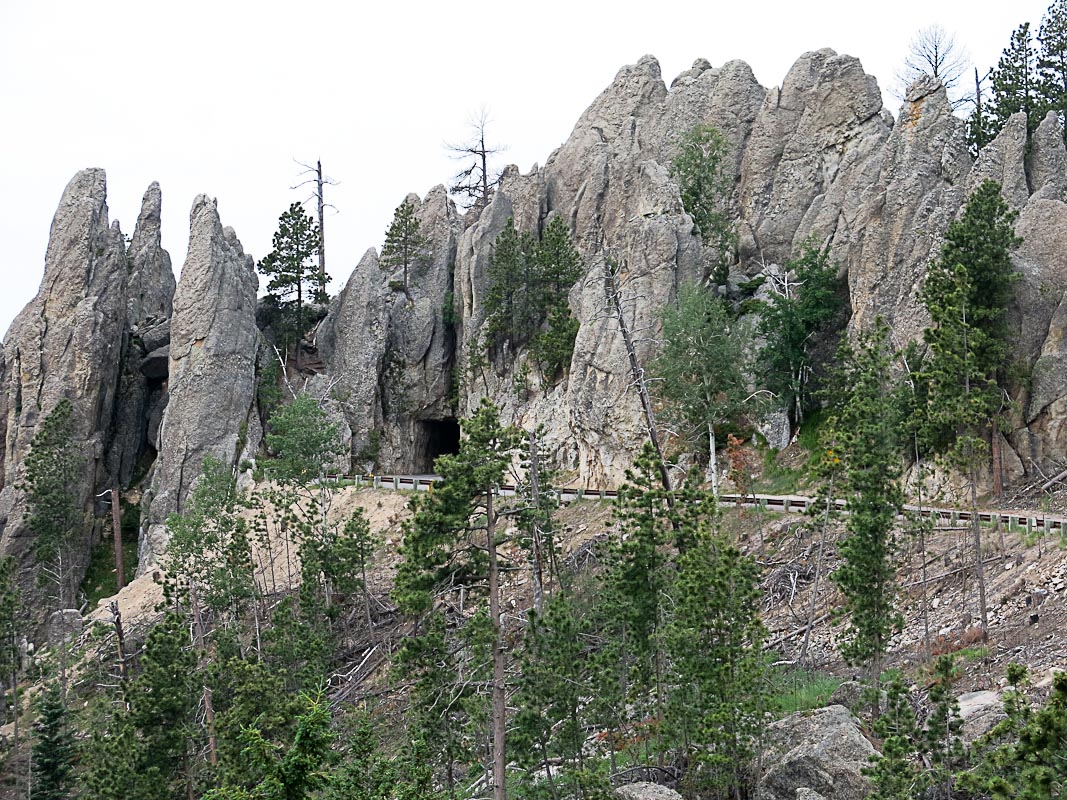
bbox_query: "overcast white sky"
[0,1,1053,338]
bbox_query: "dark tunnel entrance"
[415,418,461,474]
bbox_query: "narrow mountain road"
[331,473,1067,535]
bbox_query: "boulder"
[758,705,875,800]
[140,195,258,570]
[957,690,1006,745]
[614,783,683,800]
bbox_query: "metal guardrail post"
[373,476,381,489]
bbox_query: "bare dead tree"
[895,24,971,106]
[446,108,505,212]
[292,159,339,291]
[597,256,673,497]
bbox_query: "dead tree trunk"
[486,489,507,800]
[111,488,124,591]
[603,259,672,495]
[529,430,545,615]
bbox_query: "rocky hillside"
[3,48,1067,609]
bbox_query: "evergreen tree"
[380,198,431,293]
[512,593,591,800]
[164,456,256,628]
[959,664,1067,799]
[259,202,325,349]
[865,673,923,800]
[1039,0,1067,132]
[22,398,84,607]
[670,124,737,284]
[830,322,904,673]
[757,240,843,425]
[921,180,1020,628]
[30,681,73,800]
[666,521,768,798]
[991,23,1040,132]
[652,284,752,496]
[203,694,337,800]
[483,217,583,379]
[393,400,521,800]
[0,557,22,734]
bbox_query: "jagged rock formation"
[320,50,1067,489]
[319,187,462,473]
[7,46,1067,593]
[0,169,133,610]
[140,195,259,569]
[107,182,176,486]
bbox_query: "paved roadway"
[327,473,1067,535]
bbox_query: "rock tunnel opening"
[415,418,461,474]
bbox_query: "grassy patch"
[81,502,139,609]
[752,447,804,495]
[766,662,840,715]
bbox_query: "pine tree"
[831,322,904,674]
[127,610,199,798]
[653,284,752,496]
[959,663,1067,799]
[393,400,521,800]
[670,124,737,284]
[921,180,1020,628]
[258,202,325,350]
[512,593,591,800]
[1039,0,1067,133]
[0,557,22,734]
[483,217,583,376]
[22,398,84,608]
[203,693,337,800]
[29,681,73,800]
[380,198,431,293]
[666,521,768,798]
[757,240,843,426]
[991,23,1039,132]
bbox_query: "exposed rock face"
[739,48,891,269]
[107,183,176,486]
[847,76,970,342]
[318,248,390,470]
[319,51,1067,486]
[0,168,129,601]
[140,195,258,570]
[757,705,875,800]
[319,187,462,473]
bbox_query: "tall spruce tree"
[991,22,1040,133]
[380,198,431,293]
[830,321,904,675]
[921,180,1020,629]
[30,681,74,800]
